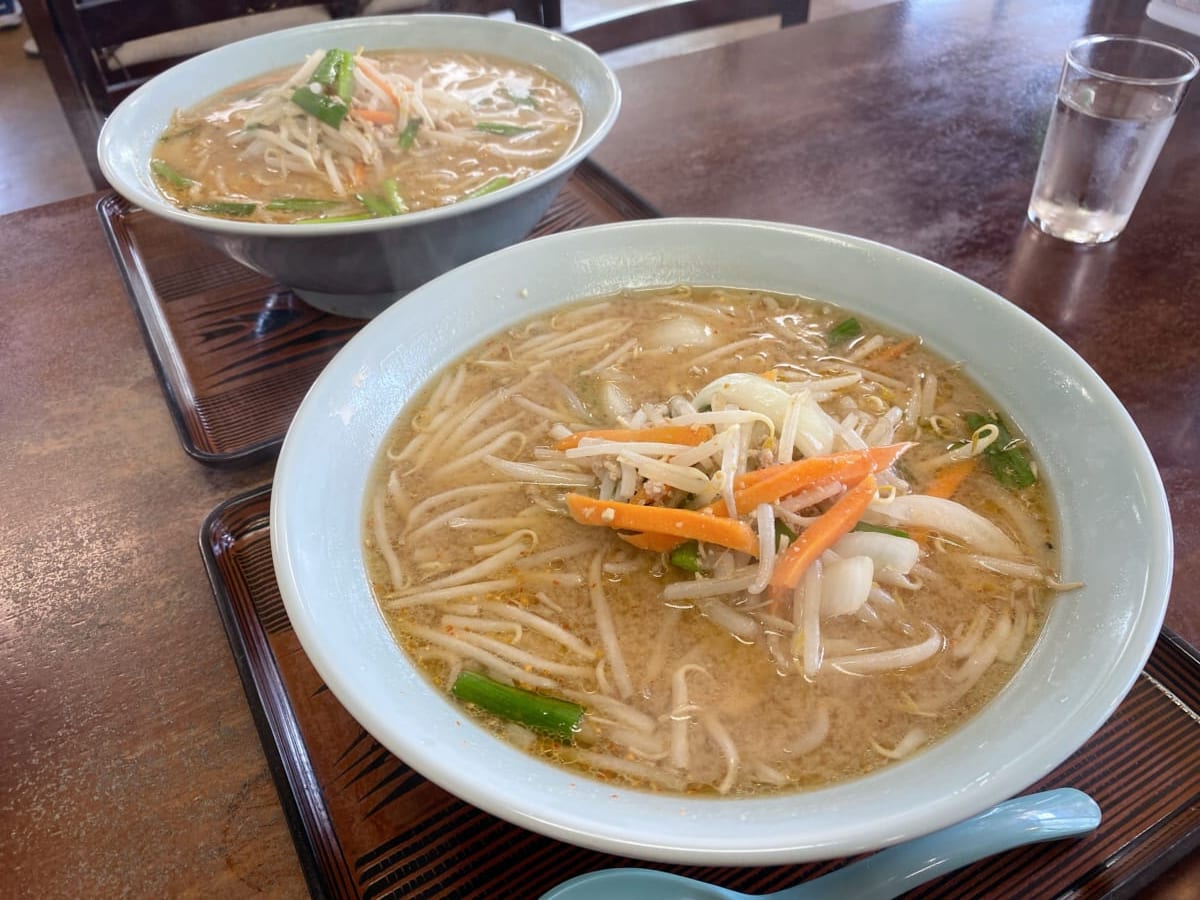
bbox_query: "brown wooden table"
[2,0,1197,896]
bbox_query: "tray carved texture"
[98,160,657,465]
[202,487,1200,900]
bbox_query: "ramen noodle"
[151,48,582,222]
[364,287,1077,797]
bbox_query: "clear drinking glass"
[1028,34,1199,244]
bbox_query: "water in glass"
[1028,77,1177,243]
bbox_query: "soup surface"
[151,48,582,222]
[364,287,1072,797]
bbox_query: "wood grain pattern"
[201,486,1200,900]
[99,161,659,466]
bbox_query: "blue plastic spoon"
[541,788,1100,900]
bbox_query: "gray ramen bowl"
[97,15,621,318]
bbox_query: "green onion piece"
[464,176,513,200]
[775,519,798,547]
[310,49,342,87]
[188,202,256,217]
[828,317,863,345]
[291,86,349,128]
[265,197,340,211]
[451,670,584,742]
[150,158,194,188]
[295,213,374,224]
[669,540,702,573]
[381,179,408,215]
[157,126,197,142]
[333,49,356,103]
[965,413,1037,489]
[501,87,539,108]
[398,117,421,149]
[355,192,392,218]
[853,521,910,538]
[308,49,354,105]
[474,121,536,136]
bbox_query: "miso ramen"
[364,287,1077,797]
[151,48,582,222]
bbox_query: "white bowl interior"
[97,14,621,236]
[271,219,1172,863]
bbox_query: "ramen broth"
[364,287,1068,797]
[151,48,582,222]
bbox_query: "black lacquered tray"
[201,484,1200,899]
[99,161,659,467]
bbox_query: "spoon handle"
[776,788,1101,900]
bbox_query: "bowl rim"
[271,216,1174,864]
[96,13,621,236]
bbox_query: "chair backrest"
[24,0,548,187]
[542,0,809,56]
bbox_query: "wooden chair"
[542,1,809,56]
[23,0,549,188]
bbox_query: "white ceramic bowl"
[271,218,1172,864]
[97,15,620,318]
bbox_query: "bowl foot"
[293,287,407,319]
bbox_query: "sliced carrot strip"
[862,337,918,366]
[709,443,911,517]
[353,108,395,125]
[906,457,979,546]
[731,465,786,491]
[356,57,401,105]
[555,424,714,451]
[731,443,910,493]
[619,532,685,552]
[565,494,758,556]
[922,457,978,500]
[768,474,878,601]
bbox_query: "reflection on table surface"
[2,0,1197,896]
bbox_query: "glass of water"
[1028,34,1199,244]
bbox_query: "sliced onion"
[875,569,921,590]
[832,531,921,575]
[784,391,838,458]
[871,494,1020,557]
[693,373,837,456]
[647,314,715,349]
[601,380,634,420]
[694,373,788,422]
[820,556,874,617]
